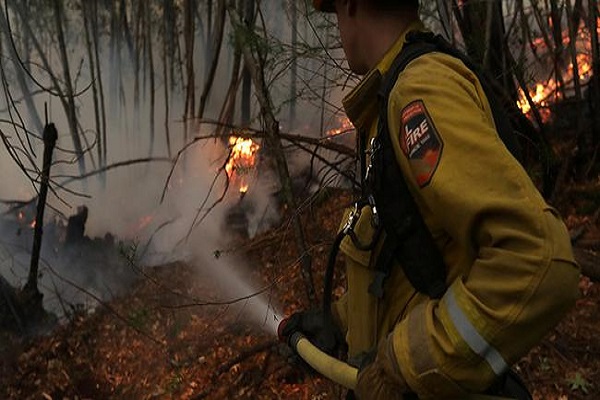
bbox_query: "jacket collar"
[342,20,425,129]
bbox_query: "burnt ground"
[0,187,599,400]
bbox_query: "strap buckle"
[364,137,381,183]
[367,194,379,228]
[342,202,362,235]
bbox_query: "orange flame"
[225,136,260,194]
[516,19,596,122]
[326,116,354,137]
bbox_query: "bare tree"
[227,3,316,304]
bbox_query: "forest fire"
[225,136,260,194]
[517,20,596,121]
[326,116,354,137]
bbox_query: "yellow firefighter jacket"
[333,21,581,398]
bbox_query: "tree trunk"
[549,0,567,99]
[241,0,255,126]
[216,44,243,138]
[81,0,102,173]
[162,5,172,157]
[289,1,298,129]
[241,67,252,125]
[0,7,43,135]
[589,0,600,146]
[53,0,87,176]
[205,0,214,83]
[183,0,196,142]
[22,123,58,323]
[197,0,227,121]
[92,1,107,168]
[454,0,517,98]
[133,0,143,113]
[146,0,155,157]
[436,0,454,39]
[227,5,316,305]
[120,0,134,60]
[164,0,176,91]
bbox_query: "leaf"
[567,372,591,394]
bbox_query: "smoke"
[127,137,282,333]
[0,3,345,330]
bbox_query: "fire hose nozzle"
[277,317,358,390]
[277,318,514,399]
[277,317,291,344]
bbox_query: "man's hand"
[280,309,345,357]
[355,334,410,400]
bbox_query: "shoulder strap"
[368,33,449,300]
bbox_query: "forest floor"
[0,186,599,400]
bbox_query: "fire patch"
[399,100,443,188]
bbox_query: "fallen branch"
[54,157,173,183]
[216,340,276,375]
[227,4,316,304]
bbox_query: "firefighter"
[282,0,581,399]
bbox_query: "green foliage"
[166,371,183,393]
[566,371,591,394]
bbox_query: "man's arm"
[379,53,580,398]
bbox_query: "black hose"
[322,231,346,320]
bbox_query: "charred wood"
[21,123,57,324]
[65,206,88,246]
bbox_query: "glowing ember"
[225,136,260,194]
[326,116,354,137]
